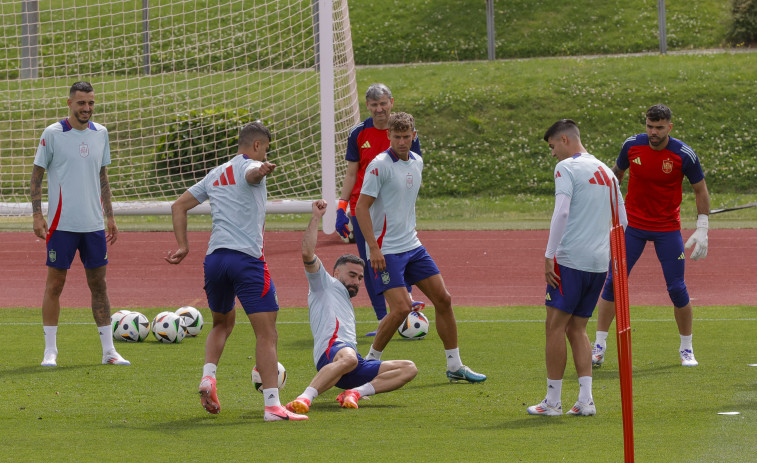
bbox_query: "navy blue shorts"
[368,246,440,294]
[203,248,279,315]
[316,342,382,390]
[546,263,606,318]
[600,226,689,307]
[46,230,108,269]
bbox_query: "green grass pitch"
[1,305,755,461]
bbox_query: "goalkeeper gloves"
[335,200,353,242]
[684,214,708,260]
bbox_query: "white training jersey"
[553,153,620,273]
[359,149,423,255]
[33,119,111,233]
[188,154,267,258]
[306,259,357,366]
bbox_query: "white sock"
[366,346,383,361]
[262,388,281,407]
[680,334,693,351]
[445,348,462,371]
[43,325,58,353]
[578,376,593,403]
[98,324,115,354]
[299,386,319,402]
[595,330,608,347]
[203,363,217,378]
[546,378,562,406]
[353,383,376,398]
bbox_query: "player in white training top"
[165,121,307,422]
[285,200,417,413]
[31,81,129,368]
[355,112,486,383]
[527,119,626,417]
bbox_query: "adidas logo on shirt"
[361,141,371,149]
[370,168,379,176]
[632,158,641,165]
[678,252,685,260]
[212,165,236,186]
[588,166,612,187]
[555,171,562,178]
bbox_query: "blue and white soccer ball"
[175,306,204,337]
[151,312,186,344]
[398,310,429,339]
[251,362,287,392]
[114,312,150,342]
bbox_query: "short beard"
[346,285,359,298]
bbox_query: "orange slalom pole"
[610,179,634,462]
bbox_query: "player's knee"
[336,354,358,373]
[668,283,689,308]
[403,360,418,380]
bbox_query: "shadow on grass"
[0,363,97,377]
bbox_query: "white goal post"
[0,0,360,234]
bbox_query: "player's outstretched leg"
[285,398,311,414]
[527,399,563,416]
[336,389,361,408]
[264,405,309,421]
[566,400,596,416]
[199,376,221,414]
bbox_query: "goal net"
[0,0,359,232]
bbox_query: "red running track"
[0,229,754,309]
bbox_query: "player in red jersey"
[592,104,710,368]
[335,84,421,335]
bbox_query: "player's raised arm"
[165,190,201,264]
[302,200,327,273]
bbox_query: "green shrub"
[154,109,268,195]
[727,0,757,44]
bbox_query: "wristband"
[696,214,709,230]
[338,199,349,212]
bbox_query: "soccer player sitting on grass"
[354,112,485,383]
[527,119,626,417]
[286,200,417,413]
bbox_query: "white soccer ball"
[398,310,429,339]
[111,309,132,327]
[114,312,150,342]
[251,362,287,392]
[151,312,187,344]
[175,306,204,337]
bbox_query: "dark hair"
[239,121,271,147]
[69,81,94,97]
[543,119,580,142]
[646,104,672,122]
[387,112,414,133]
[333,254,365,272]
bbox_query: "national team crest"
[406,173,413,189]
[662,158,673,174]
[48,249,57,262]
[79,142,89,158]
[381,271,391,285]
